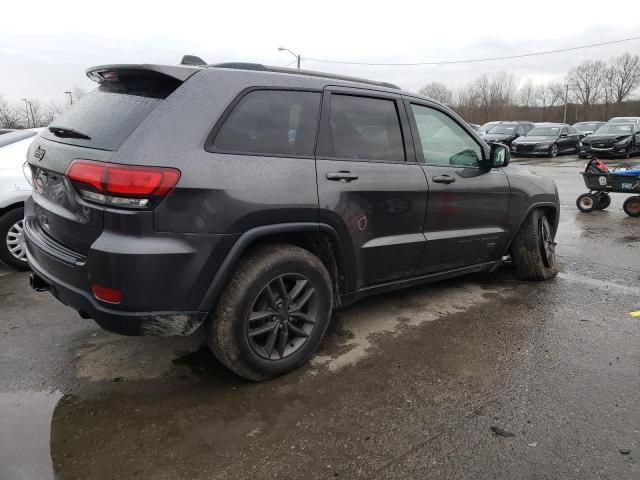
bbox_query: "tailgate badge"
[34,146,46,161]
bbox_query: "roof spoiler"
[86,64,200,83]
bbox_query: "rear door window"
[212,90,321,156]
[329,94,405,161]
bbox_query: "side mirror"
[487,143,510,168]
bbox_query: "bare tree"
[518,78,536,107]
[567,60,606,110]
[72,85,87,103]
[608,53,640,104]
[0,96,21,128]
[418,82,453,105]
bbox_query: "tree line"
[0,87,86,129]
[419,52,640,124]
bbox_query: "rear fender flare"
[198,223,352,313]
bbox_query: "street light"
[278,47,301,70]
[20,98,31,128]
[64,91,73,105]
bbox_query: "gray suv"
[25,60,559,380]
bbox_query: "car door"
[565,126,581,151]
[316,88,428,289]
[405,100,510,274]
[558,126,572,151]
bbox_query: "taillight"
[66,159,180,209]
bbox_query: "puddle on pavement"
[0,390,62,480]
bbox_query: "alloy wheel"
[538,216,556,268]
[247,273,318,360]
[6,219,27,263]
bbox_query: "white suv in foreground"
[0,129,41,270]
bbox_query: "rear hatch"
[28,65,198,255]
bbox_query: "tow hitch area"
[29,273,49,292]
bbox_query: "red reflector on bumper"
[91,284,122,304]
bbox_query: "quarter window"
[329,94,405,161]
[212,90,321,156]
[410,104,482,166]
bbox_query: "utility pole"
[562,84,569,124]
[28,100,36,128]
[21,98,31,128]
[65,91,73,105]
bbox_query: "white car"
[0,129,42,270]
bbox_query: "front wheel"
[0,207,29,271]
[548,143,558,158]
[206,243,333,381]
[511,209,558,281]
[623,196,640,217]
[576,193,597,213]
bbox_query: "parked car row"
[476,117,640,158]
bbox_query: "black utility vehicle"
[25,60,560,380]
[512,123,582,157]
[480,121,535,148]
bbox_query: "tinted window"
[561,127,568,135]
[329,95,404,161]
[410,104,482,166]
[213,90,321,156]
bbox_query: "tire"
[595,193,611,210]
[548,143,558,158]
[206,243,333,381]
[511,209,558,281]
[0,207,29,271]
[623,196,640,217]
[576,193,597,213]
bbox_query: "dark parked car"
[25,60,560,380]
[572,121,604,136]
[580,123,640,158]
[477,121,500,135]
[512,123,582,157]
[608,116,640,127]
[481,121,535,148]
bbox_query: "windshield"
[486,124,516,134]
[595,124,633,134]
[608,117,637,123]
[573,122,599,131]
[527,126,561,136]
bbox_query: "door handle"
[432,175,456,184]
[326,171,359,182]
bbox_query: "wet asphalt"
[0,155,639,480]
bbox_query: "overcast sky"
[2,0,640,106]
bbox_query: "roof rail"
[209,62,400,90]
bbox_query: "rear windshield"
[40,74,182,151]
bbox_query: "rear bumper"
[27,255,206,335]
[24,198,238,336]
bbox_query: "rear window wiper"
[48,126,92,140]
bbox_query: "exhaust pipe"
[29,273,49,292]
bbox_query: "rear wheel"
[511,209,558,281]
[576,193,597,213]
[595,193,611,210]
[0,207,29,271]
[623,196,640,217]
[207,243,333,381]
[548,143,558,158]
